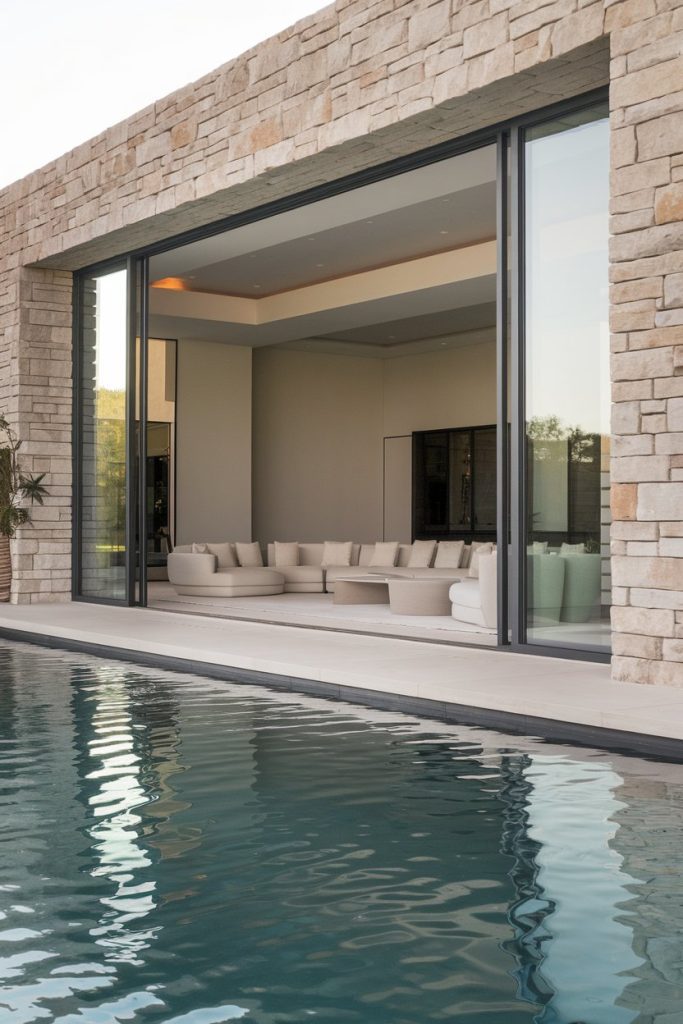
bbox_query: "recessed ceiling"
[147,143,498,356]
[318,301,496,347]
[157,182,495,298]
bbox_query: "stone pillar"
[12,267,73,603]
[609,3,683,686]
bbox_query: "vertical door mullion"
[71,275,83,598]
[510,125,526,647]
[125,256,137,606]
[495,132,509,646]
[138,258,149,607]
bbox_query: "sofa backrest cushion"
[273,541,299,566]
[294,543,324,567]
[434,540,465,568]
[469,542,494,578]
[236,541,263,567]
[408,540,437,568]
[370,541,399,567]
[207,542,237,568]
[321,541,353,567]
[560,542,586,554]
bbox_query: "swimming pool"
[1,640,682,1023]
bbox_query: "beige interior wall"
[252,338,496,545]
[382,339,497,436]
[381,339,497,539]
[252,348,384,544]
[176,339,252,544]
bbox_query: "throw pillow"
[191,542,209,554]
[407,540,436,568]
[321,541,353,568]
[274,541,299,567]
[434,540,465,569]
[207,542,237,568]
[235,541,263,567]
[369,541,399,568]
[469,542,493,578]
[528,541,548,554]
[561,542,586,554]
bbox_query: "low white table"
[333,575,392,605]
[388,577,459,616]
[333,574,459,616]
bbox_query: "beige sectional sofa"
[168,539,494,599]
[168,546,284,597]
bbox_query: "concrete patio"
[0,601,681,757]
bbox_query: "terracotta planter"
[0,534,11,602]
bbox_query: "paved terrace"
[0,602,682,758]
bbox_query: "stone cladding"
[0,0,681,689]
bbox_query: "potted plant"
[0,415,49,601]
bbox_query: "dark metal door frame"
[72,87,609,661]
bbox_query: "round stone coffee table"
[387,577,459,616]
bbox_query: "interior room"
[142,145,501,644]
[118,111,610,653]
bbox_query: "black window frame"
[71,86,610,663]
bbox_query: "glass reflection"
[524,104,610,651]
[79,268,128,599]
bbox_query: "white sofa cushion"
[207,542,237,568]
[192,542,209,554]
[469,542,494,578]
[370,541,399,567]
[322,541,353,567]
[450,553,497,629]
[434,541,465,568]
[274,541,299,566]
[236,542,263,567]
[560,542,585,554]
[408,540,436,568]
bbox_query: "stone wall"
[0,0,610,606]
[608,0,683,686]
[11,268,72,602]
[0,0,681,687]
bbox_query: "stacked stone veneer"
[609,0,683,687]
[0,0,681,686]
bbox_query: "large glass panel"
[524,103,610,651]
[146,338,176,580]
[473,427,496,533]
[79,268,128,599]
[449,431,472,532]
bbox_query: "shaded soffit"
[147,145,497,356]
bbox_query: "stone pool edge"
[0,615,682,762]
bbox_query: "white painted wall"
[175,339,252,544]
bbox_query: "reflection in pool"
[0,640,682,1023]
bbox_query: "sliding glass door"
[518,100,610,653]
[72,93,610,658]
[74,258,150,604]
[74,265,129,600]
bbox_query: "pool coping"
[1,620,682,763]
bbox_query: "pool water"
[1,642,682,1023]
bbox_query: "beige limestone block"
[656,183,683,225]
[611,482,638,520]
[637,481,683,519]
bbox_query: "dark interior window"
[413,426,496,541]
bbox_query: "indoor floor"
[147,581,498,646]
